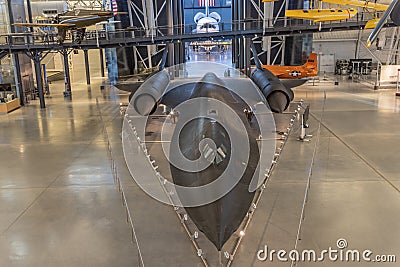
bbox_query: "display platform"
[0,98,20,114]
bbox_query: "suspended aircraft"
[194,12,221,33]
[261,53,319,80]
[193,0,221,33]
[14,9,120,43]
[285,8,358,22]
[121,40,307,250]
[321,0,390,29]
[321,0,388,11]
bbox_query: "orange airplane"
[262,53,318,79]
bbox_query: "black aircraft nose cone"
[267,91,290,113]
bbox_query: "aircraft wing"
[286,9,358,22]
[63,9,112,16]
[321,0,388,11]
[365,18,380,29]
[13,23,75,27]
[274,72,286,78]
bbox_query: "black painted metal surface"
[166,73,261,250]
[391,0,400,25]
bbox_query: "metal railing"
[0,12,393,51]
[83,13,383,42]
[96,97,145,267]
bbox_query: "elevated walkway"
[0,17,396,54]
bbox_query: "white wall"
[312,28,400,66]
[313,41,357,61]
[69,50,104,83]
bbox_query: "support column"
[232,0,245,69]
[281,0,291,65]
[33,53,45,109]
[263,1,274,65]
[142,0,156,68]
[99,49,105,77]
[237,0,249,70]
[355,29,362,59]
[172,0,184,65]
[244,1,251,75]
[166,0,175,67]
[13,53,24,106]
[8,0,25,106]
[25,0,34,33]
[61,50,72,97]
[127,0,138,73]
[84,50,91,85]
[232,0,238,66]
[178,0,185,64]
[245,39,251,76]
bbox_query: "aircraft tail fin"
[303,53,318,70]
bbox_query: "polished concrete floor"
[0,64,139,266]
[0,67,399,267]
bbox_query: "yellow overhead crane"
[286,8,358,22]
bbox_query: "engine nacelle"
[130,70,170,116]
[250,68,294,113]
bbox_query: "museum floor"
[0,72,399,266]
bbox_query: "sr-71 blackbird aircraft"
[122,41,305,251]
[319,0,400,46]
[14,9,119,43]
